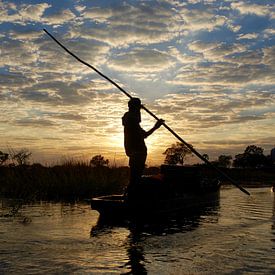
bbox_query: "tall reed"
[0,161,129,201]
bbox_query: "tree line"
[1,144,274,169]
[0,148,32,166]
[163,143,274,169]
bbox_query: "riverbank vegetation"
[0,161,129,201]
[0,144,274,201]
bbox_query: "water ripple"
[0,187,274,274]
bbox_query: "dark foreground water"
[0,187,274,274]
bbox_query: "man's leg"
[127,154,146,196]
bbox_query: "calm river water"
[0,187,274,274]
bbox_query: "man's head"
[128,97,141,111]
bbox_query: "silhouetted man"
[271,147,275,164]
[122,98,164,193]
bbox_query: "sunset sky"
[1,0,274,166]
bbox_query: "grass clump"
[0,161,129,201]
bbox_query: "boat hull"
[91,191,220,220]
[91,165,221,220]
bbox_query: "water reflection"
[121,214,206,275]
[123,231,147,275]
[91,194,220,274]
[1,188,274,274]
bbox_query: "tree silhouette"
[163,142,192,165]
[90,155,109,167]
[0,151,9,166]
[233,145,267,168]
[216,155,232,168]
[10,149,32,166]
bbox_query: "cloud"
[0,0,274,164]
[188,40,247,61]
[170,62,274,86]
[8,30,43,41]
[43,9,76,25]
[0,72,30,89]
[19,3,50,21]
[263,46,275,67]
[179,7,227,31]
[82,6,113,23]
[51,113,86,121]
[107,47,175,73]
[168,47,202,64]
[231,2,275,18]
[69,23,175,48]
[70,2,183,47]
[75,5,86,13]
[152,90,275,133]
[0,29,112,108]
[15,118,57,127]
[0,2,51,24]
[19,89,63,105]
[0,39,40,68]
[237,33,258,40]
[263,28,275,39]
[1,90,127,158]
[225,50,263,65]
[140,87,275,162]
[37,35,110,75]
[18,81,98,106]
[0,2,77,26]
[166,41,274,86]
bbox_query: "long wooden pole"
[43,28,250,196]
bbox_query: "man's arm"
[144,119,164,138]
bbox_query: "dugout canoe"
[91,165,221,219]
